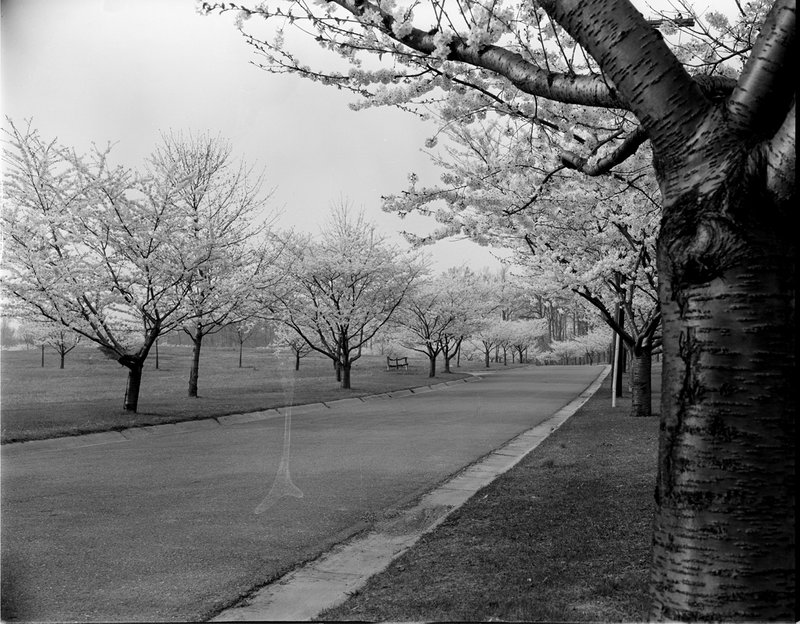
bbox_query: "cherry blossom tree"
[146,131,282,397]
[232,317,260,367]
[273,203,424,388]
[470,318,503,368]
[543,325,613,364]
[463,269,512,366]
[17,317,82,369]
[394,279,459,377]
[513,164,662,415]
[435,267,487,371]
[465,269,555,365]
[205,0,795,617]
[390,107,662,413]
[502,318,548,363]
[2,120,202,412]
[392,268,490,373]
[479,265,534,323]
[274,322,313,370]
[456,268,507,367]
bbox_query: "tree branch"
[764,96,796,204]
[561,125,649,175]
[727,0,796,140]
[537,0,714,157]
[574,286,634,347]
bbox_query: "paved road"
[1,365,604,622]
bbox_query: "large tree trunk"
[651,171,795,619]
[629,349,652,418]
[188,329,203,398]
[428,354,436,378]
[123,361,144,412]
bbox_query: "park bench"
[386,356,409,371]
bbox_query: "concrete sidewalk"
[211,365,611,622]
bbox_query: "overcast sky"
[1,0,511,273]
[1,0,730,273]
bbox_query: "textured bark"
[651,140,795,620]
[338,335,351,388]
[340,362,351,389]
[188,329,203,398]
[629,350,652,418]
[541,0,710,157]
[543,3,796,617]
[123,362,144,412]
[653,264,795,619]
[428,355,436,378]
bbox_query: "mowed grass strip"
[319,375,658,623]
[0,346,500,444]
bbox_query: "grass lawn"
[319,372,659,622]
[0,345,509,444]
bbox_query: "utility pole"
[614,305,626,398]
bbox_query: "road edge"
[208,365,612,622]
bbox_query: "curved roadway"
[1,364,604,622]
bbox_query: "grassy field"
[320,373,659,622]
[0,345,506,444]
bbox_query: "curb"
[209,365,611,622]
[1,374,484,455]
